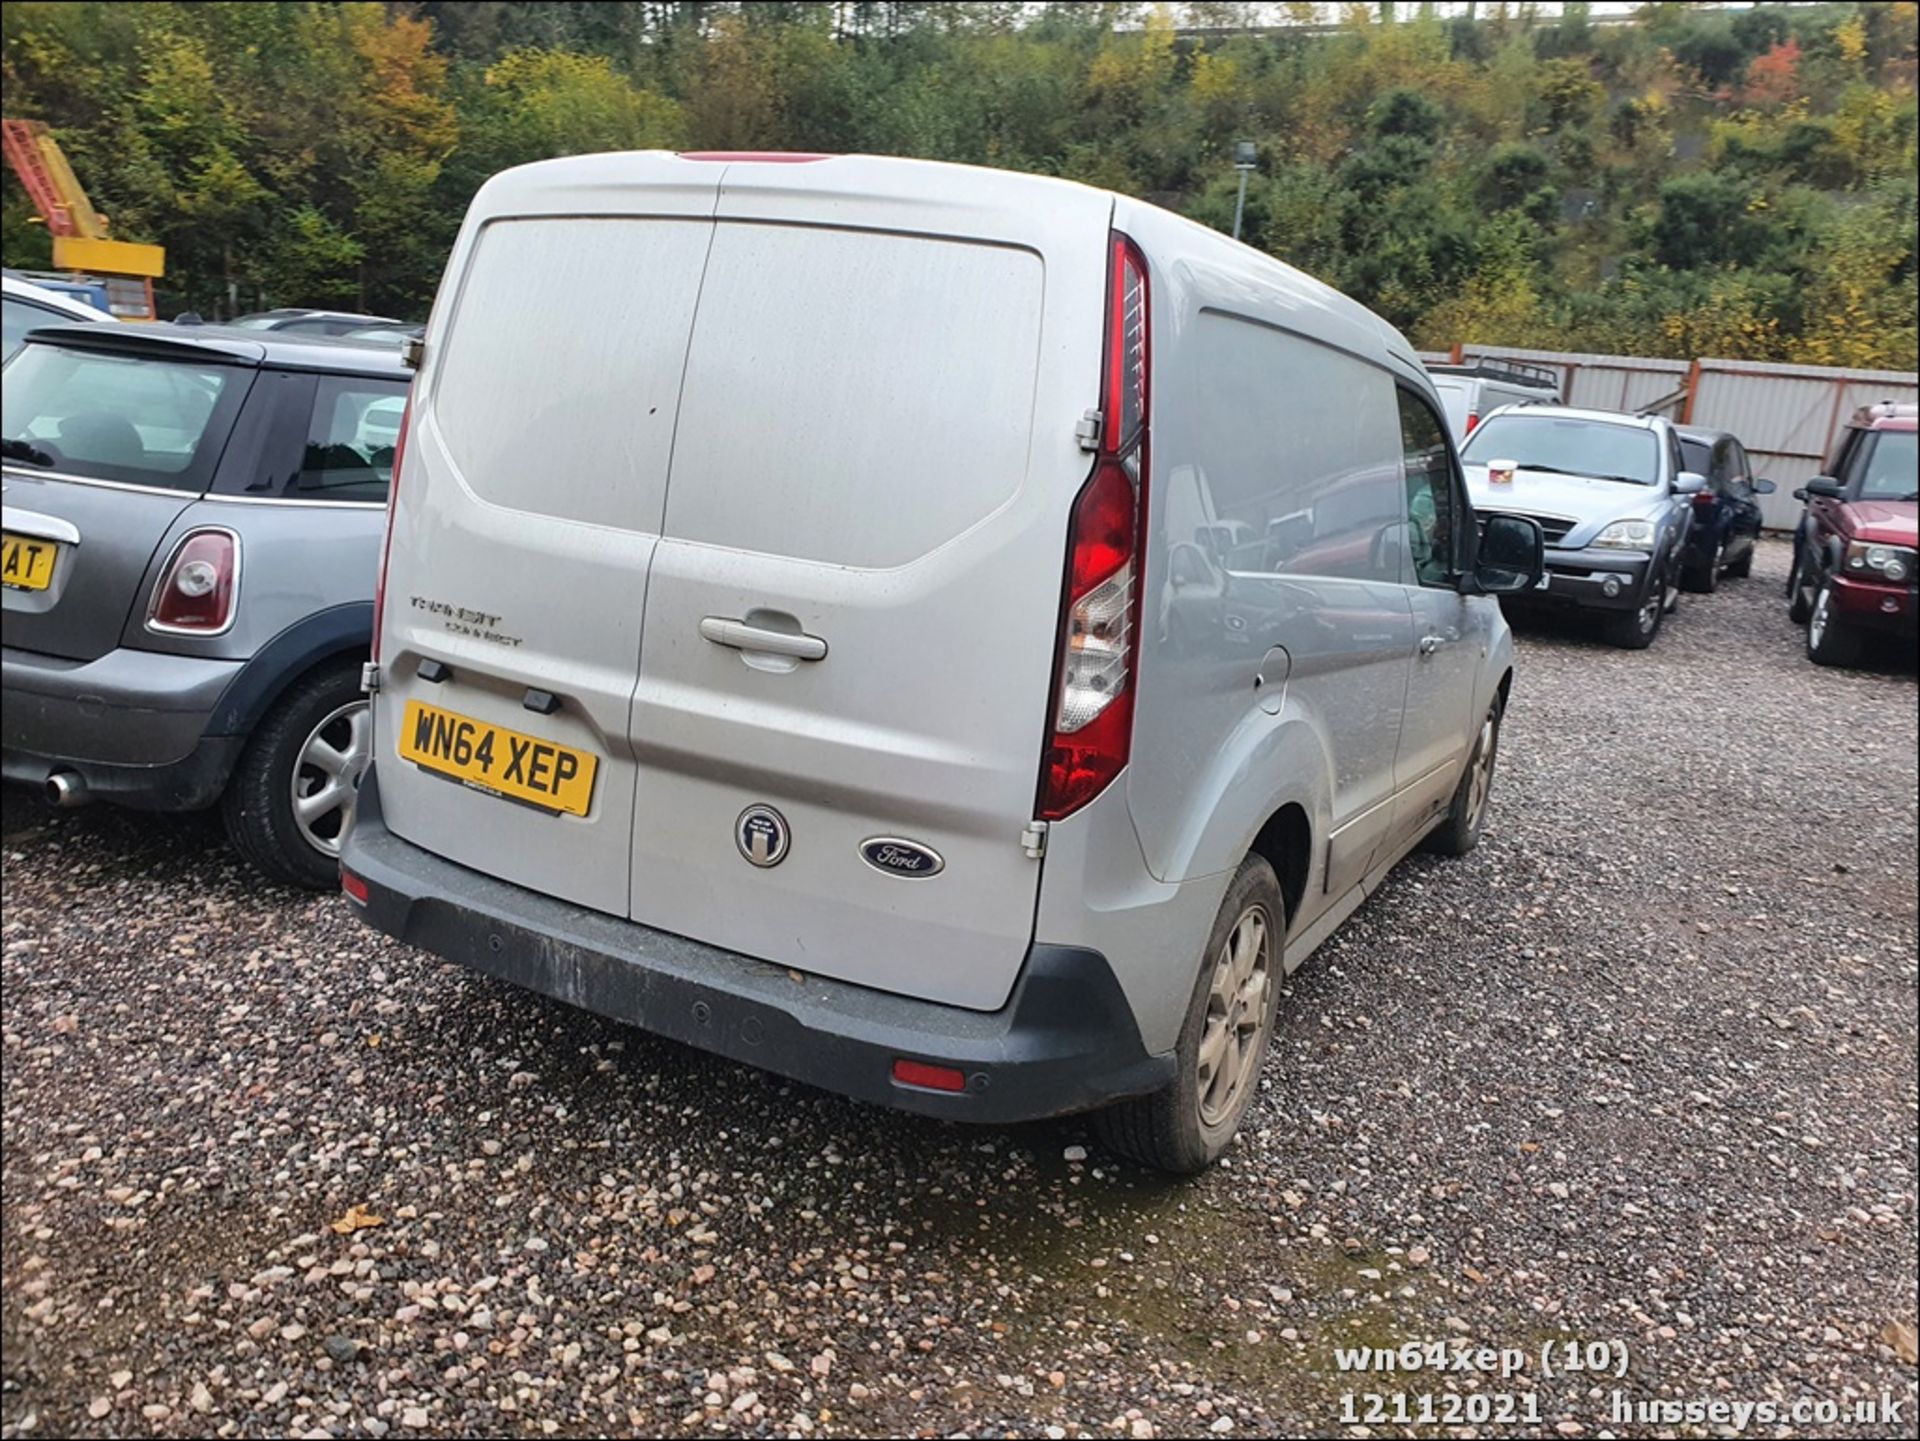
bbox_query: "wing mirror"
[1673,470,1708,496]
[1801,477,1844,501]
[1463,513,1544,596]
[1753,478,1776,495]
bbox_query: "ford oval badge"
[859,837,944,879]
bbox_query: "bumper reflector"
[892,1058,967,1093]
[341,870,369,905]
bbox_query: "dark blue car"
[1677,426,1775,592]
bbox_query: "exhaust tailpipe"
[45,771,89,808]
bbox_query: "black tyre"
[222,659,371,889]
[1605,579,1665,650]
[1424,694,1504,857]
[1683,539,1723,594]
[1805,582,1863,669]
[1786,551,1814,624]
[1094,855,1283,1175]
[1725,546,1753,579]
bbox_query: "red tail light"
[678,152,832,163]
[1691,490,1717,509]
[147,529,239,634]
[1039,233,1149,822]
[371,396,411,664]
[1464,412,1480,434]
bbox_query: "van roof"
[469,150,1424,384]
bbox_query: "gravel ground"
[4,537,1916,1440]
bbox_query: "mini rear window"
[0,343,248,493]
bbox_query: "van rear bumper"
[340,767,1173,1125]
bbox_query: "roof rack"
[1428,357,1561,390]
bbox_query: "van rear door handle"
[699,616,827,661]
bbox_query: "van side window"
[1395,388,1457,587]
[293,377,410,503]
[1172,313,1405,586]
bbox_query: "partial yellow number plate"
[1,531,59,592]
[397,699,598,817]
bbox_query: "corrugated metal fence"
[1421,345,1919,530]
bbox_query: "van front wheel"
[1423,695,1503,857]
[1093,855,1283,1175]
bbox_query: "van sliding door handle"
[699,617,828,661]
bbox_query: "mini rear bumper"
[1,644,244,808]
[340,767,1173,1125]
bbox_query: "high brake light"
[1039,233,1149,822]
[371,396,411,665]
[148,529,239,634]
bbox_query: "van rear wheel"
[1093,855,1283,1175]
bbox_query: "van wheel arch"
[1246,803,1309,930]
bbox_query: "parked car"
[1787,401,1918,667]
[228,307,406,338]
[339,151,1544,1174]
[1,323,409,885]
[1427,357,1561,442]
[3,273,114,361]
[1675,424,1775,592]
[1459,405,1702,649]
[337,323,424,349]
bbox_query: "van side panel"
[1123,232,1415,922]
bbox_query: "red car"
[1787,402,1918,667]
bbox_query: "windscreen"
[1463,413,1660,485]
[1,344,243,492]
[1859,432,1918,500]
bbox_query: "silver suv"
[1460,405,1704,649]
[2,324,407,886]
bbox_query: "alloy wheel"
[291,700,371,857]
[1195,903,1274,1128]
[1465,710,1498,830]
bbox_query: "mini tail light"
[370,395,411,665]
[1039,233,1150,823]
[148,529,238,634]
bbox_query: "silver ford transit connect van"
[341,152,1543,1172]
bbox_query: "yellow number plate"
[1,532,60,592]
[397,699,598,816]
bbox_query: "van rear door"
[371,158,720,918]
[626,160,1112,1012]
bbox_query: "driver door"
[1391,385,1483,845]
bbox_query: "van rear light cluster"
[1039,233,1150,822]
[370,395,411,665]
[1464,412,1480,434]
[147,529,239,634]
